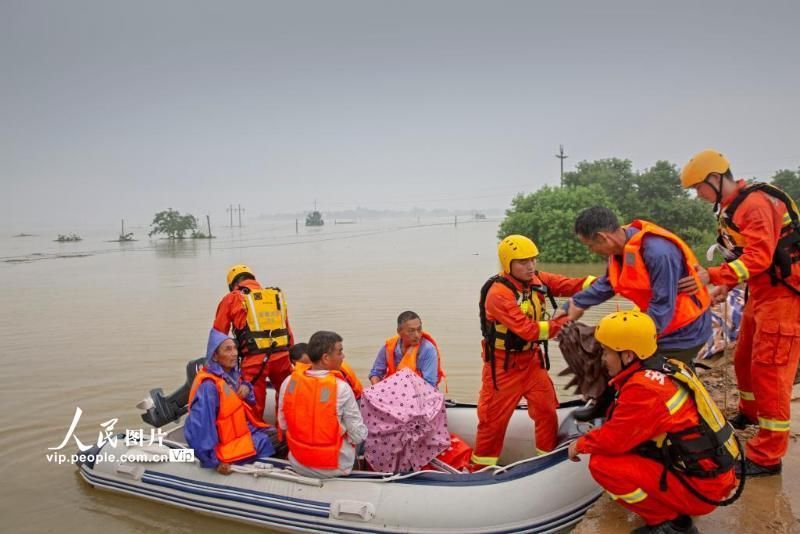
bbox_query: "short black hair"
[229,272,255,290]
[574,206,620,239]
[307,331,343,363]
[397,310,421,327]
[289,343,309,363]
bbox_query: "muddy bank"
[571,352,800,534]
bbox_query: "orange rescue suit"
[575,361,736,526]
[214,278,294,422]
[383,331,446,386]
[188,369,268,464]
[708,180,800,466]
[472,271,593,466]
[282,370,344,470]
[607,220,711,336]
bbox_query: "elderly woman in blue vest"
[184,329,276,474]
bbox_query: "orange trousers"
[734,295,800,466]
[472,351,558,465]
[240,352,292,423]
[588,453,735,526]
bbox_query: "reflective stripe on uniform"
[728,259,750,283]
[470,454,498,466]
[758,417,791,432]
[582,275,597,290]
[666,388,689,415]
[609,487,648,504]
[535,448,549,456]
[739,390,755,401]
[782,212,792,226]
[537,321,550,340]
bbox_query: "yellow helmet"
[680,149,730,188]
[594,310,657,359]
[226,264,254,290]
[498,235,539,274]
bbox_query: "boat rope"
[231,465,324,487]
[491,442,571,475]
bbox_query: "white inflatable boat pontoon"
[77,362,602,533]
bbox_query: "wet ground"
[572,352,800,534]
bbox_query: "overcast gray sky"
[2,0,798,229]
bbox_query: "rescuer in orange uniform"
[214,265,294,422]
[679,149,800,477]
[471,235,596,467]
[569,311,739,534]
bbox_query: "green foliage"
[770,168,800,202]
[625,160,716,252]
[305,211,324,226]
[501,158,719,263]
[563,158,637,211]
[498,185,616,263]
[148,209,198,239]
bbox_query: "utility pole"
[555,144,568,187]
[226,204,234,227]
[206,214,213,238]
[237,204,244,227]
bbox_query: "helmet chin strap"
[507,270,531,285]
[619,351,638,370]
[703,175,724,214]
[511,274,530,285]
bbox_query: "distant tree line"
[499,159,800,263]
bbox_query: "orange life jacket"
[293,361,364,399]
[607,220,711,336]
[282,370,343,470]
[338,361,364,399]
[188,369,268,464]
[384,331,446,386]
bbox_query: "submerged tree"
[305,210,324,226]
[148,209,198,239]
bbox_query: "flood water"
[0,216,617,533]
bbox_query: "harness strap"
[247,328,289,339]
[668,435,746,507]
[722,183,800,294]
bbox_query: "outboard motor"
[139,358,205,427]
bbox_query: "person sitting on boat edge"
[291,342,364,400]
[568,311,739,534]
[369,310,445,389]
[472,235,592,468]
[184,329,277,475]
[563,207,713,369]
[214,264,295,423]
[279,331,368,478]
